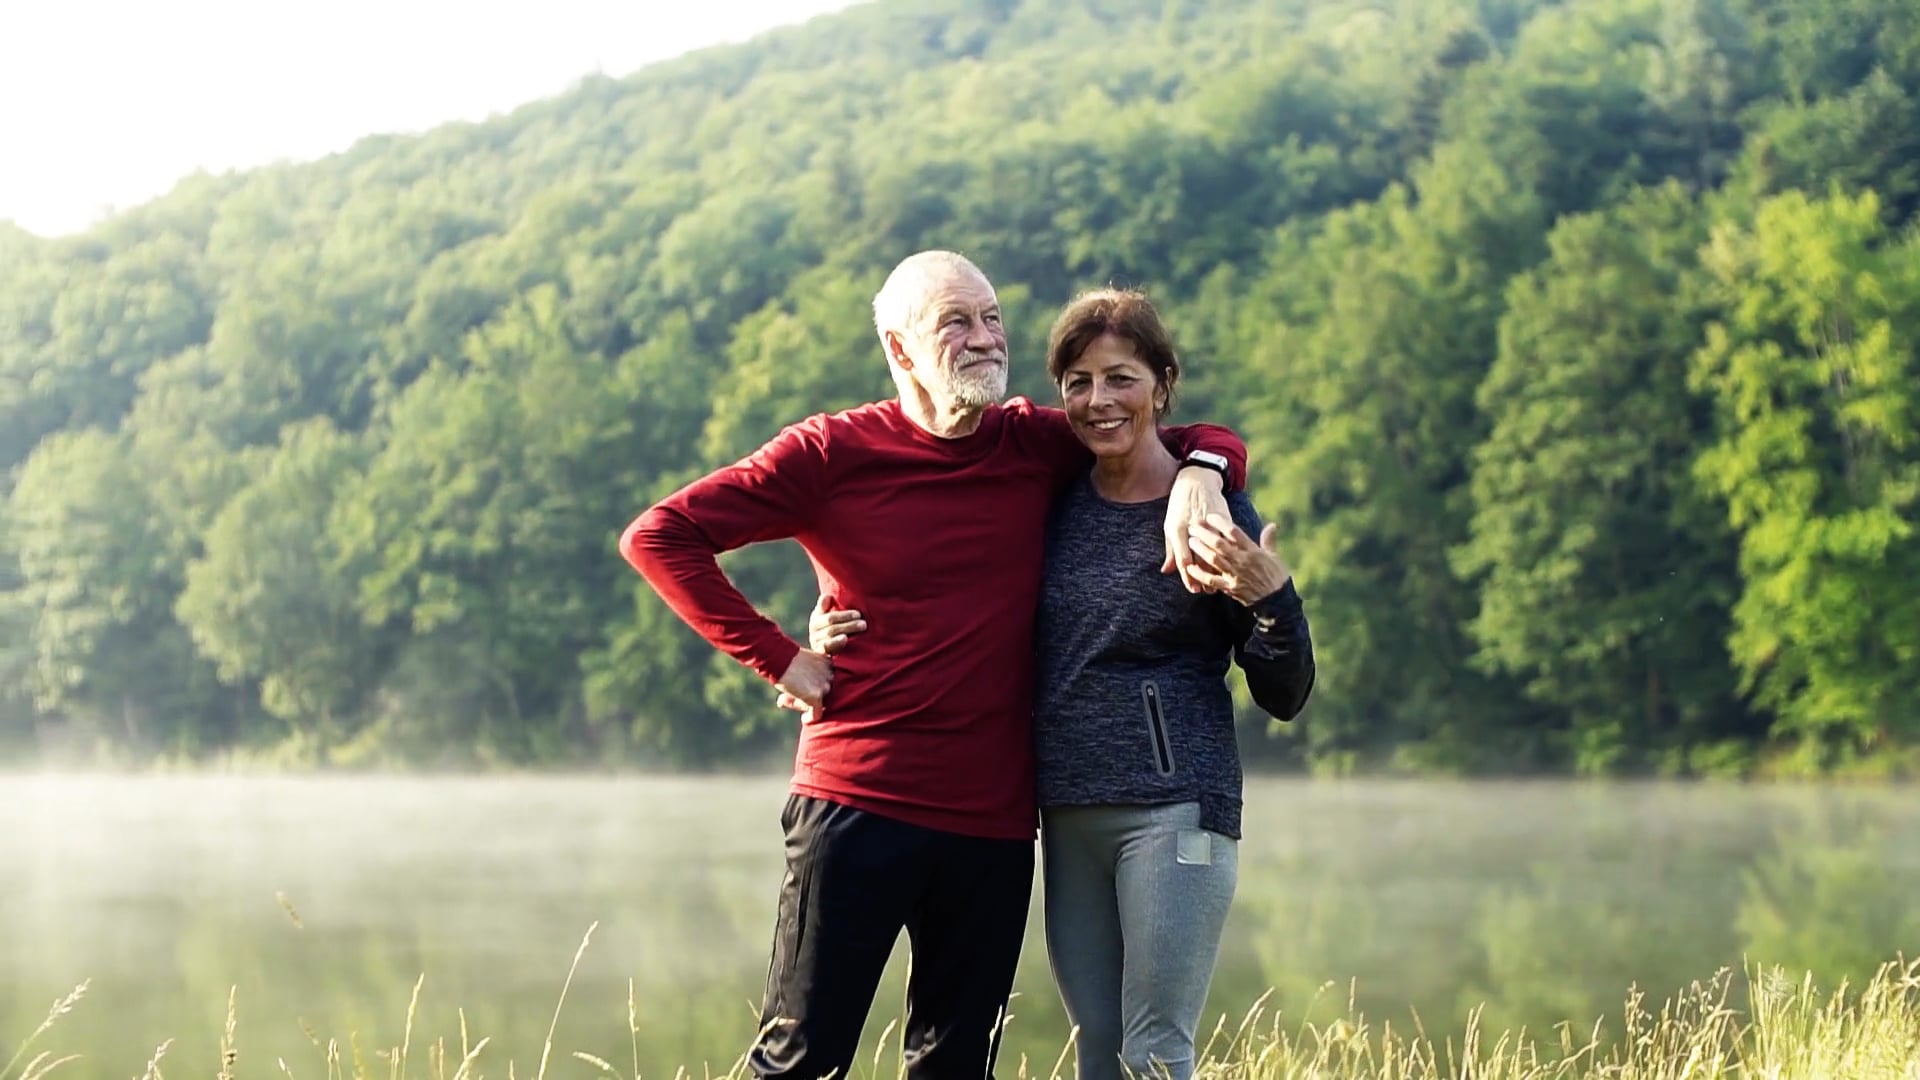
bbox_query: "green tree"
[1456,184,1750,774]
[7,430,222,752]
[1642,0,1753,192]
[337,285,641,759]
[1242,145,1548,772]
[1738,70,1920,225]
[1690,188,1920,765]
[175,420,379,749]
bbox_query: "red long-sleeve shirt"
[622,397,1247,839]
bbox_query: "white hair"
[872,249,987,344]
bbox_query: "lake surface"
[4,775,1918,1079]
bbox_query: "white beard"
[940,350,1008,408]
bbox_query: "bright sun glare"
[0,0,863,237]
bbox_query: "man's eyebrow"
[931,303,998,322]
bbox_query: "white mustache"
[959,350,1007,368]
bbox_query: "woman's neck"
[1090,431,1180,503]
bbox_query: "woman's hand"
[1186,514,1293,606]
[806,595,866,656]
[776,596,866,717]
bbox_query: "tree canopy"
[4,0,1917,775]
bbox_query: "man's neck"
[898,387,988,439]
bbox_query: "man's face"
[901,268,1009,409]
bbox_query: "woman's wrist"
[1238,563,1293,607]
[1246,577,1299,621]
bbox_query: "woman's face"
[1059,333,1167,459]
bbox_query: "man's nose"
[965,316,999,350]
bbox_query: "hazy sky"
[1,0,865,237]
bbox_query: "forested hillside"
[4,0,1917,775]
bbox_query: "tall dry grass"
[8,929,1917,1080]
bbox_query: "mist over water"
[4,775,1917,1079]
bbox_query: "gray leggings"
[1041,802,1238,1080]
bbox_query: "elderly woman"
[811,288,1314,1080]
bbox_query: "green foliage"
[175,420,376,740]
[1457,183,1749,773]
[1690,188,1920,760]
[8,429,224,752]
[2,0,1917,771]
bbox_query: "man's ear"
[883,330,912,370]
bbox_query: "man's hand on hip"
[1162,465,1229,593]
[775,649,835,721]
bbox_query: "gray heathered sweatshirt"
[1033,477,1315,839]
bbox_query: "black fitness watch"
[1181,449,1231,480]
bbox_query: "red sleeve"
[1014,402,1095,485]
[1007,400,1249,492]
[619,418,829,684]
[1160,422,1249,491]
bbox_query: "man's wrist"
[1177,464,1226,492]
[768,636,806,685]
[1181,449,1231,483]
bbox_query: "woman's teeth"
[1091,418,1126,431]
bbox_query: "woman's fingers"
[1191,521,1255,570]
[1186,564,1233,593]
[1202,515,1256,549]
[1204,513,1253,547]
[1191,520,1277,601]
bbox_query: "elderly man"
[621,250,1248,1080]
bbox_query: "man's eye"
[985,313,1002,325]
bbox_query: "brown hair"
[1045,288,1180,418]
